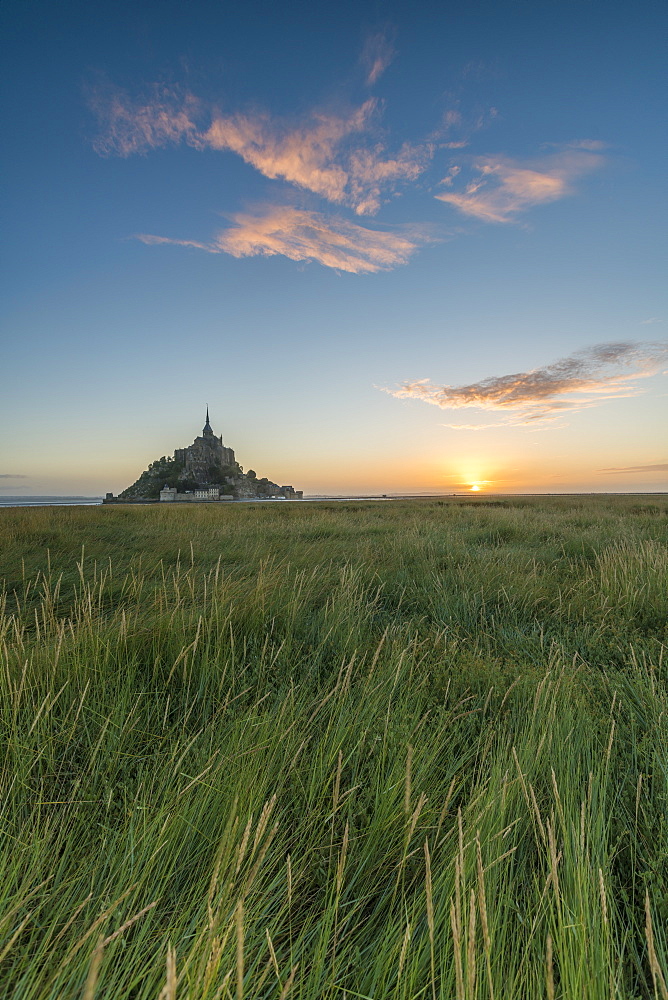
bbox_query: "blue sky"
[1,0,666,494]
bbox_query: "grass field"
[1,495,667,999]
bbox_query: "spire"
[203,406,213,437]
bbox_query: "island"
[104,410,302,503]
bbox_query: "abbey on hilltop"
[173,407,236,482]
[109,410,302,502]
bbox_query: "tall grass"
[0,496,667,998]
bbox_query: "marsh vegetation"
[1,496,667,998]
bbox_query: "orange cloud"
[136,206,433,273]
[91,84,200,156]
[387,342,668,425]
[347,141,429,214]
[92,87,429,214]
[203,103,372,208]
[599,463,668,474]
[436,146,604,222]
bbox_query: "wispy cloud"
[435,144,604,222]
[91,88,428,215]
[0,473,28,478]
[90,75,609,278]
[361,31,396,86]
[431,106,499,151]
[204,102,428,214]
[136,206,433,273]
[346,141,429,214]
[203,103,372,207]
[386,342,668,425]
[599,462,668,474]
[90,84,201,156]
[441,422,509,431]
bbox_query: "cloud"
[203,101,425,214]
[386,342,668,425]
[435,146,604,222]
[202,103,372,207]
[90,84,200,156]
[347,141,430,215]
[429,106,498,151]
[92,88,429,214]
[0,473,28,478]
[361,32,396,86]
[599,463,668,474]
[136,206,433,273]
[441,422,509,431]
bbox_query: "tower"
[203,406,213,437]
[173,409,236,484]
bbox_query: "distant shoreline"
[1,492,667,509]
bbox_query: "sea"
[0,497,103,507]
[0,493,467,508]
[0,495,406,508]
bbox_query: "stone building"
[174,408,236,482]
[159,485,233,502]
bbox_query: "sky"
[1,0,666,496]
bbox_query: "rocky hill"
[119,412,300,500]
